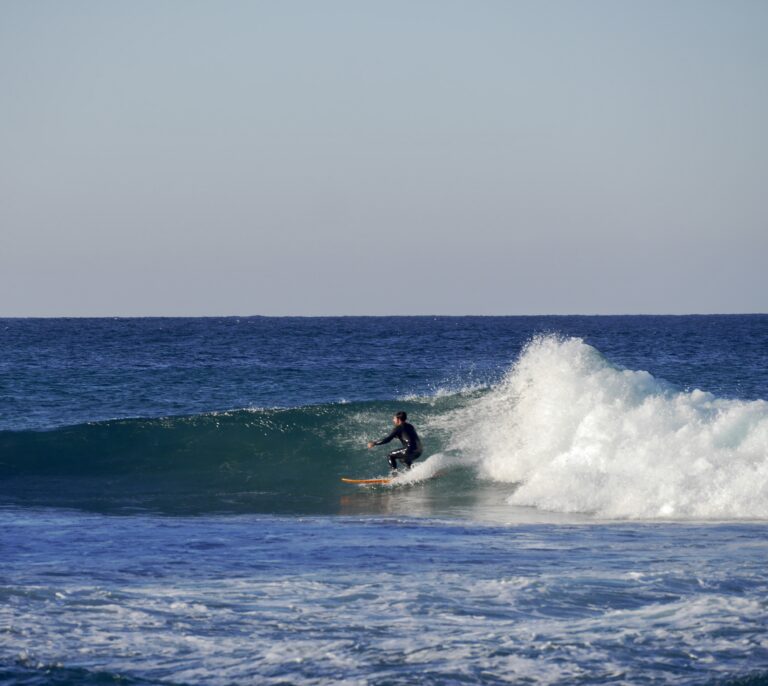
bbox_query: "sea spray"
[459,336,768,519]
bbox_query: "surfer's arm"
[369,427,398,448]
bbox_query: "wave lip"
[463,335,768,519]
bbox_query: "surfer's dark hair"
[395,411,407,421]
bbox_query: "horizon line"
[1,312,766,319]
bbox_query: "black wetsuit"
[374,421,423,470]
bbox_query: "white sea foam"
[387,452,461,486]
[5,508,768,685]
[456,335,768,519]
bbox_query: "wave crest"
[463,336,768,519]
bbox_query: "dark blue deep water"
[2,316,767,432]
[2,316,768,684]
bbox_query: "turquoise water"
[2,316,768,684]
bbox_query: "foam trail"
[386,452,463,487]
[459,336,768,519]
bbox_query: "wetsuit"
[373,421,423,470]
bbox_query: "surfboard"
[341,477,393,484]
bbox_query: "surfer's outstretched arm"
[367,427,398,449]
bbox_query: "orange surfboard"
[341,477,392,484]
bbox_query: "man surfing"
[367,411,423,474]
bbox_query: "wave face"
[0,398,470,514]
[459,336,768,519]
[3,335,768,520]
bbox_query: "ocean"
[1,315,768,685]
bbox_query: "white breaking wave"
[455,335,768,519]
[388,452,463,486]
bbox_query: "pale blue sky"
[1,0,766,315]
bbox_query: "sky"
[1,0,766,316]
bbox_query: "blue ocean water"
[2,316,768,684]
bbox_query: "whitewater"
[458,335,768,520]
[2,316,768,684]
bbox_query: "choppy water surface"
[4,510,768,686]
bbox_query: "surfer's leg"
[388,448,408,471]
[403,450,422,470]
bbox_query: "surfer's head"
[393,411,407,425]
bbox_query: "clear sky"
[1,0,766,316]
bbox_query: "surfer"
[367,411,423,473]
